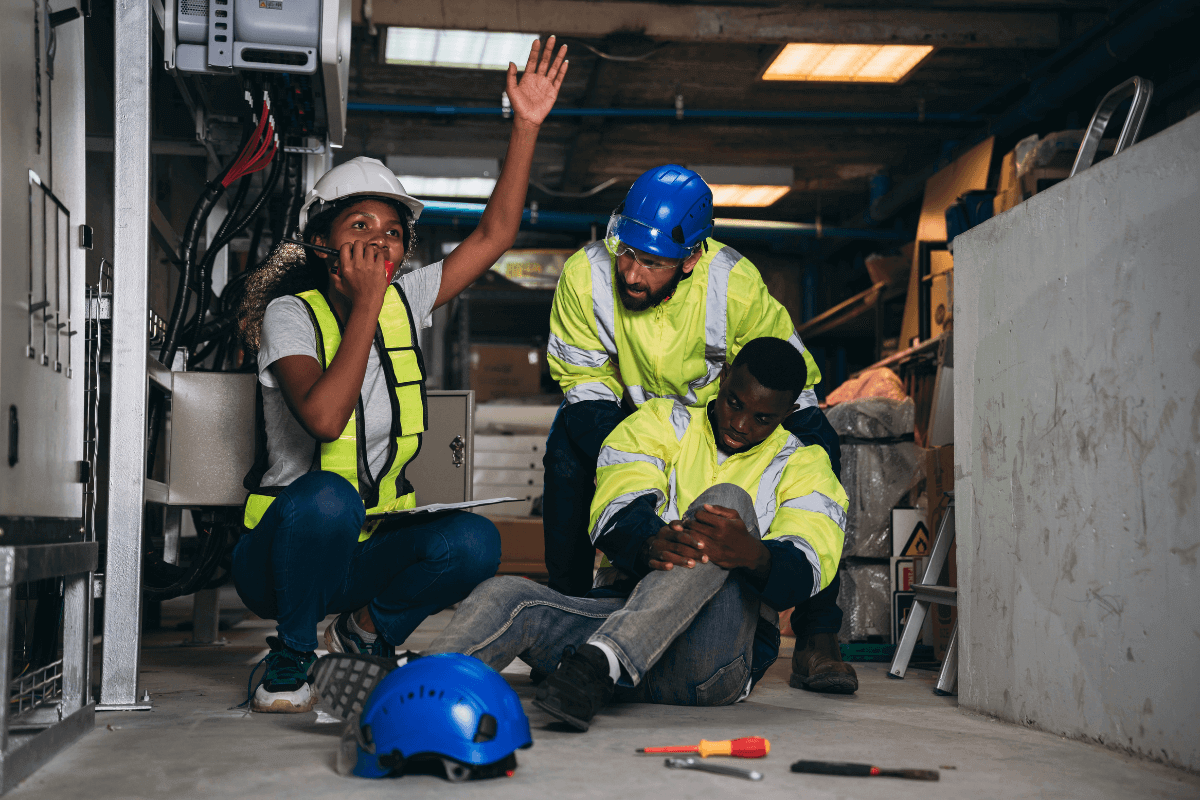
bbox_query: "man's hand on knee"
[684,505,771,577]
[641,522,708,571]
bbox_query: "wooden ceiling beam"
[356,0,1063,49]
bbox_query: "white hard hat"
[298,156,424,232]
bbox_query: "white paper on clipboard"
[364,497,520,521]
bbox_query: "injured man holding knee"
[425,336,848,730]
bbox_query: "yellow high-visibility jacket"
[548,239,820,410]
[588,398,847,601]
[243,285,427,541]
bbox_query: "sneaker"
[323,611,396,659]
[532,644,614,732]
[249,636,318,713]
[311,652,399,721]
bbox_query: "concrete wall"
[953,111,1200,770]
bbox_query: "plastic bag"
[837,561,891,641]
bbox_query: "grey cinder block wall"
[953,111,1200,770]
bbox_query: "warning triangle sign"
[901,521,931,557]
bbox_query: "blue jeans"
[431,485,762,706]
[542,400,844,637]
[232,471,501,652]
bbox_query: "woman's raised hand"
[506,35,568,128]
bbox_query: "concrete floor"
[13,589,1200,799]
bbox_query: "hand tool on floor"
[665,757,763,781]
[637,736,770,758]
[790,760,939,781]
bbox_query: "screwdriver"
[637,736,770,759]
[790,759,939,781]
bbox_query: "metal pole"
[60,571,94,713]
[101,0,152,709]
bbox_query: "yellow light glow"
[709,185,792,207]
[762,43,934,83]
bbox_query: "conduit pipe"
[349,102,981,123]
[418,201,912,241]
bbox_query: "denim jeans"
[542,399,845,637]
[430,485,762,706]
[232,471,501,652]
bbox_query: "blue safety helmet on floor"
[606,165,714,261]
[336,654,533,782]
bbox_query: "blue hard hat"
[607,165,714,260]
[337,654,533,781]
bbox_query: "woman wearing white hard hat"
[233,38,568,713]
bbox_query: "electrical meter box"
[0,0,87,522]
[166,0,350,146]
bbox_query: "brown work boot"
[789,632,858,694]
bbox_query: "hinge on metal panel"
[75,460,90,483]
[79,223,93,249]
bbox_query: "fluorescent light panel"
[762,43,933,83]
[691,166,793,207]
[708,185,792,207]
[397,176,497,198]
[385,27,537,70]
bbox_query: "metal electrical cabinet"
[1,0,88,524]
[0,0,96,793]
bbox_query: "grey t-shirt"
[255,262,443,489]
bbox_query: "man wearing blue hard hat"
[544,164,857,693]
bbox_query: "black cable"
[159,180,225,367]
[281,153,304,241]
[141,523,229,603]
[187,148,285,366]
[190,174,253,351]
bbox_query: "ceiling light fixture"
[707,185,793,207]
[762,43,933,83]
[384,27,538,70]
[387,156,500,199]
[692,165,794,207]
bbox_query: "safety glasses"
[607,242,684,271]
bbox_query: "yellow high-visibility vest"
[243,285,427,541]
[588,398,847,595]
[547,238,821,410]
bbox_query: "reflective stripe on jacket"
[548,238,821,409]
[243,284,428,540]
[588,398,846,595]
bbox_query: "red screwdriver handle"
[729,737,770,758]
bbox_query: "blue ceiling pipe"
[418,201,912,241]
[349,102,982,124]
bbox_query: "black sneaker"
[532,644,614,732]
[323,611,396,659]
[248,636,317,713]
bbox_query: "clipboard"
[363,497,521,522]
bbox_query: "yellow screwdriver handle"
[697,739,731,758]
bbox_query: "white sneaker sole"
[251,683,317,713]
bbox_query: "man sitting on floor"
[425,337,847,730]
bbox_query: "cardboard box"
[470,344,543,403]
[490,515,547,577]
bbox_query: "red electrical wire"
[222,96,277,187]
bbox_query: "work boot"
[789,632,858,694]
[532,644,614,732]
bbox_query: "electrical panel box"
[165,0,350,146]
[0,0,87,519]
